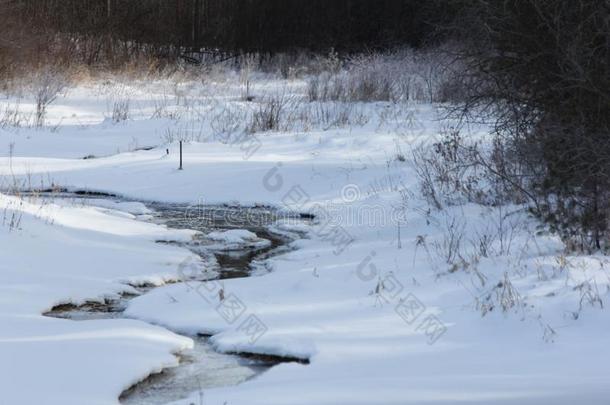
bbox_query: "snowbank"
[1,79,609,404]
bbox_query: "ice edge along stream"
[42,196,310,405]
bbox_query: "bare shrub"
[345,55,394,102]
[575,280,604,312]
[476,273,523,316]
[412,127,531,210]
[412,46,462,103]
[1,197,24,232]
[111,99,130,123]
[309,102,368,130]
[246,93,295,134]
[306,74,323,102]
[313,49,342,75]
[210,105,246,137]
[307,57,394,103]
[238,53,258,101]
[31,68,68,127]
[150,95,181,120]
[411,128,475,209]
[306,47,466,104]
[307,72,347,102]
[162,123,207,144]
[432,214,467,266]
[0,102,31,128]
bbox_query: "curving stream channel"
[42,195,309,405]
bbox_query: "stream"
[42,194,308,405]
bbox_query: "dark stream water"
[41,195,308,405]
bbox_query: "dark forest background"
[13,0,454,53]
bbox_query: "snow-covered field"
[1,76,609,404]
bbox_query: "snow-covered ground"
[1,77,609,404]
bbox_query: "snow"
[1,78,609,404]
[0,195,198,404]
[207,229,259,243]
[204,229,271,251]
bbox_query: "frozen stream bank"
[43,195,308,405]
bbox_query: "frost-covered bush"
[412,127,530,210]
[31,68,68,127]
[306,48,464,104]
[308,102,368,130]
[111,99,130,123]
[246,93,294,134]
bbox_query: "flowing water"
[43,194,308,405]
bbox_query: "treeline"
[12,0,454,53]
